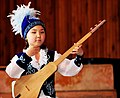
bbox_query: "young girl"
[6,2,84,98]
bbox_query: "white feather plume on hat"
[7,2,41,37]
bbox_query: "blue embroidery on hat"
[23,21,45,38]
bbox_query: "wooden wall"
[0,0,120,66]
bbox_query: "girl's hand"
[71,44,84,56]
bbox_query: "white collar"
[23,48,48,69]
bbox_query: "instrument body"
[13,20,106,98]
[14,62,57,98]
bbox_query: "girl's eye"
[41,31,45,34]
[31,32,36,34]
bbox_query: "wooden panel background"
[0,0,120,66]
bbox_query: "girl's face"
[26,25,46,47]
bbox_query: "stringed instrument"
[13,20,106,98]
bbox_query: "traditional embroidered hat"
[21,15,46,38]
[7,2,46,39]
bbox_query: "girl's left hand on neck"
[71,44,84,56]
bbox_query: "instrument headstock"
[90,20,106,33]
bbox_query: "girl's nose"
[37,32,41,37]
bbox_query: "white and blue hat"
[7,2,46,39]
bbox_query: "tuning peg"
[90,27,93,30]
[99,20,102,22]
[94,24,97,27]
